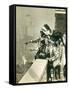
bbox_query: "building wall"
[16,6,55,65]
[55,13,66,33]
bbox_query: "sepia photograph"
[16,5,67,84]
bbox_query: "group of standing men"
[25,24,66,82]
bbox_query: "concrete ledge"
[19,59,48,83]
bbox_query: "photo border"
[12,4,67,85]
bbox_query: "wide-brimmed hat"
[42,24,51,31]
[41,24,51,35]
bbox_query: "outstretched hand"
[25,42,28,45]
